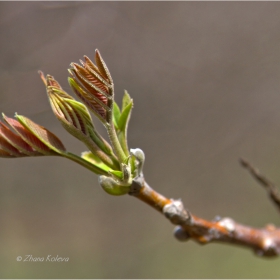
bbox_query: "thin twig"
[129,176,280,258]
[240,158,280,212]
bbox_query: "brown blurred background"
[1,1,280,278]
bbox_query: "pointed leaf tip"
[95,49,113,84]
[118,99,133,132]
[39,71,47,86]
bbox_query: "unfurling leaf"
[122,90,132,111]
[16,114,66,154]
[0,121,39,157]
[114,90,133,156]
[95,49,113,85]
[0,114,66,157]
[68,49,114,124]
[81,151,114,173]
[67,50,128,164]
[15,114,66,154]
[1,49,137,193]
[118,93,133,131]
[109,170,124,180]
[41,73,119,170]
[113,102,121,130]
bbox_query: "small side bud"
[163,199,192,225]
[174,226,190,242]
[99,175,130,196]
[217,217,236,234]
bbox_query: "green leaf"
[65,99,113,155]
[109,170,123,180]
[113,102,121,130]
[122,90,132,112]
[118,91,133,132]
[118,100,133,132]
[64,152,109,176]
[81,151,113,173]
[114,91,133,156]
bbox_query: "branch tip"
[240,158,280,212]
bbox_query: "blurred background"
[0,1,280,278]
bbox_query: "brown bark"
[129,166,280,258]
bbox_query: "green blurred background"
[0,1,280,278]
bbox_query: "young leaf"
[95,49,113,85]
[41,73,119,169]
[0,121,40,156]
[81,151,114,173]
[68,76,109,124]
[1,114,65,157]
[109,170,124,180]
[68,51,128,165]
[15,114,66,154]
[113,102,121,130]
[63,152,110,176]
[3,114,58,155]
[48,92,118,169]
[114,91,133,156]
[118,99,133,132]
[0,131,26,157]
[68,50,114,123]
[122,90,132,112]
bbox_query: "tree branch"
[129,174,280,258]
[240,158,280,212]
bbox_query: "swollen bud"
[99,175,130,196]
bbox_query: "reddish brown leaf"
[0,122,37,155]
[0,134,24,157]
[3,115,56,155]
[16,115,66,152]
[0,149,16,158]
[68,75,107,119]
[68,50,114,122]
[95,49,113,85]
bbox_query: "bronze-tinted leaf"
[68,76,108,120]
[0,149,16,158]
[0,121,37,156]
[3,114,55,155]
[95,49,113,85]
[0,131,25,157]
[68,50,114,123]
[16,114,66,154]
